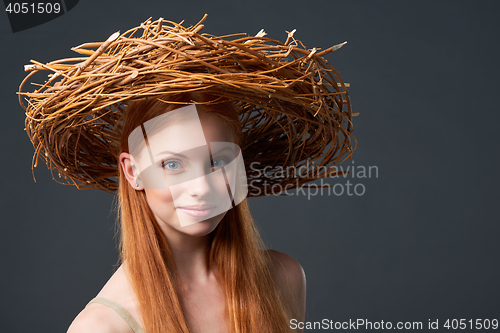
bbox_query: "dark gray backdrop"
[1,1,499,332]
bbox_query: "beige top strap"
[87,297,144,333]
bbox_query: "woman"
[69,94,306,332]
[19,16,354,333]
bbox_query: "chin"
[177,212,226,237]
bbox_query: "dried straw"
[18,15,357,196]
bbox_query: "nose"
[186,173,212,198]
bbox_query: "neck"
[159,222,215,287]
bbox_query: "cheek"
[144,188,176,218]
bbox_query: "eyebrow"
[155,150,188,158]
[154,145,236,158]
[211,146,236,155]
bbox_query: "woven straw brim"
[18,15,357,196]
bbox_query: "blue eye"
[162,160,182,170]
[212,158,228,169]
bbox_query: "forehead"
[129,104,234,159]
[197,110,234,143]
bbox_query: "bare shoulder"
[267,250,306,320]
[267,249,306,287]
[67,264,138,332]
[67,302,134,333]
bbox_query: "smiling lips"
[176,205,216,218]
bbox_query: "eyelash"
[211,157,228,169]
[160,157,229,171]
[161,159,183,170]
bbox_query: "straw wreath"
[18,15,357,196]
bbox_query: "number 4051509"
[444,319,498,330]
[5,3,61,14]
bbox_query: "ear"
[119,152,143,190]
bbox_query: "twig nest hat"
[19,15,357,196]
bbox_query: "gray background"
[1,1,499,332]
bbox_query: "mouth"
[176,204,216,218]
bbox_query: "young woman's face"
[126,105,244,237]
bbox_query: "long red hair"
[117,93,292,332]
